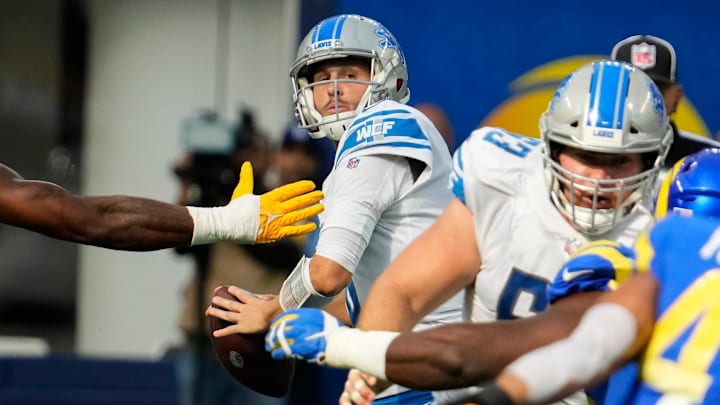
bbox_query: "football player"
[265,60,673,405]
[263,148,720,405]
[473,148,720,404]
[0,161,322,250]
[205,14,464,404]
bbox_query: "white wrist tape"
[279,256,335,310]
[186,194,260,245]
[325,327,399,380]
[507,302,637,403]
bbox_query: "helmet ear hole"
[630,127,639,134]
[570,121,579,128]
[396,79,403,91]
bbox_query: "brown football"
[209,286,295,397]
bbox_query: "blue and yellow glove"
[265,308,343,363]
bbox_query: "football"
[209,286,295,397]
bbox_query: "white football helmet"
[541,60,673,235]
[290,14,410,141]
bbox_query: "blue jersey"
[626,215,720,404]
[557,216,720,404]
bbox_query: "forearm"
[324,293,351,325]
[0,181,193,250]
[279,254,353,310]
[80,196,194,250]
[500,302,638,404]
[383,292,601,389]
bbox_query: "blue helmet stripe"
[588,62,631,130]
[314,15,347,43]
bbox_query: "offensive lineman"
[474,150,720,404]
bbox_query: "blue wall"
[338,0,720,146]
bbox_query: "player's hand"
[188,161,323,245]
[339,369,384,405]
[231,161,324,243]
[265,308,342,363]
[205,286,281,336]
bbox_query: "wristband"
[186,194,259,245]
[279,256,335,310]
[324,327,398,379]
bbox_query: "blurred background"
[0,0,718,403]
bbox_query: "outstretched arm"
[265,291,601,389]
[0,163,191,250]
[0,162,323,251]
[486,272,657,404]
[383,290,601,389]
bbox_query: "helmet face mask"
[291,14,410,141]
[541,60,673,235]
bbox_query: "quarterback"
[206,14,463,404]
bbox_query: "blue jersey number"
[498,268,549,320]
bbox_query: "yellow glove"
[232,161,324,243]
[187,161,323,245]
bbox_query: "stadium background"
[339,0,719,146]
[0,0,717,402]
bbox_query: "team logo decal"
[375,24,406,65]
[630,42,656,69]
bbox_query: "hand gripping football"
[209,286,295,397]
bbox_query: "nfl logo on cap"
[611,34,677,84]
[631,42,656,69]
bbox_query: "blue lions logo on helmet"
[375,24,406,65]
[647,79,666,126]
[548,73,573,113]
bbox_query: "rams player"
[206,14,464,404]
[476,147,720,404]
[265,60,673,405]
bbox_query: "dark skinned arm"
[0,163,192,251]
[383,291,603,389]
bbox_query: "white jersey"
[315,100,463,328]
[436,127,653,405]
[453,127,651,323]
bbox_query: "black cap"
[611,34,678,85]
